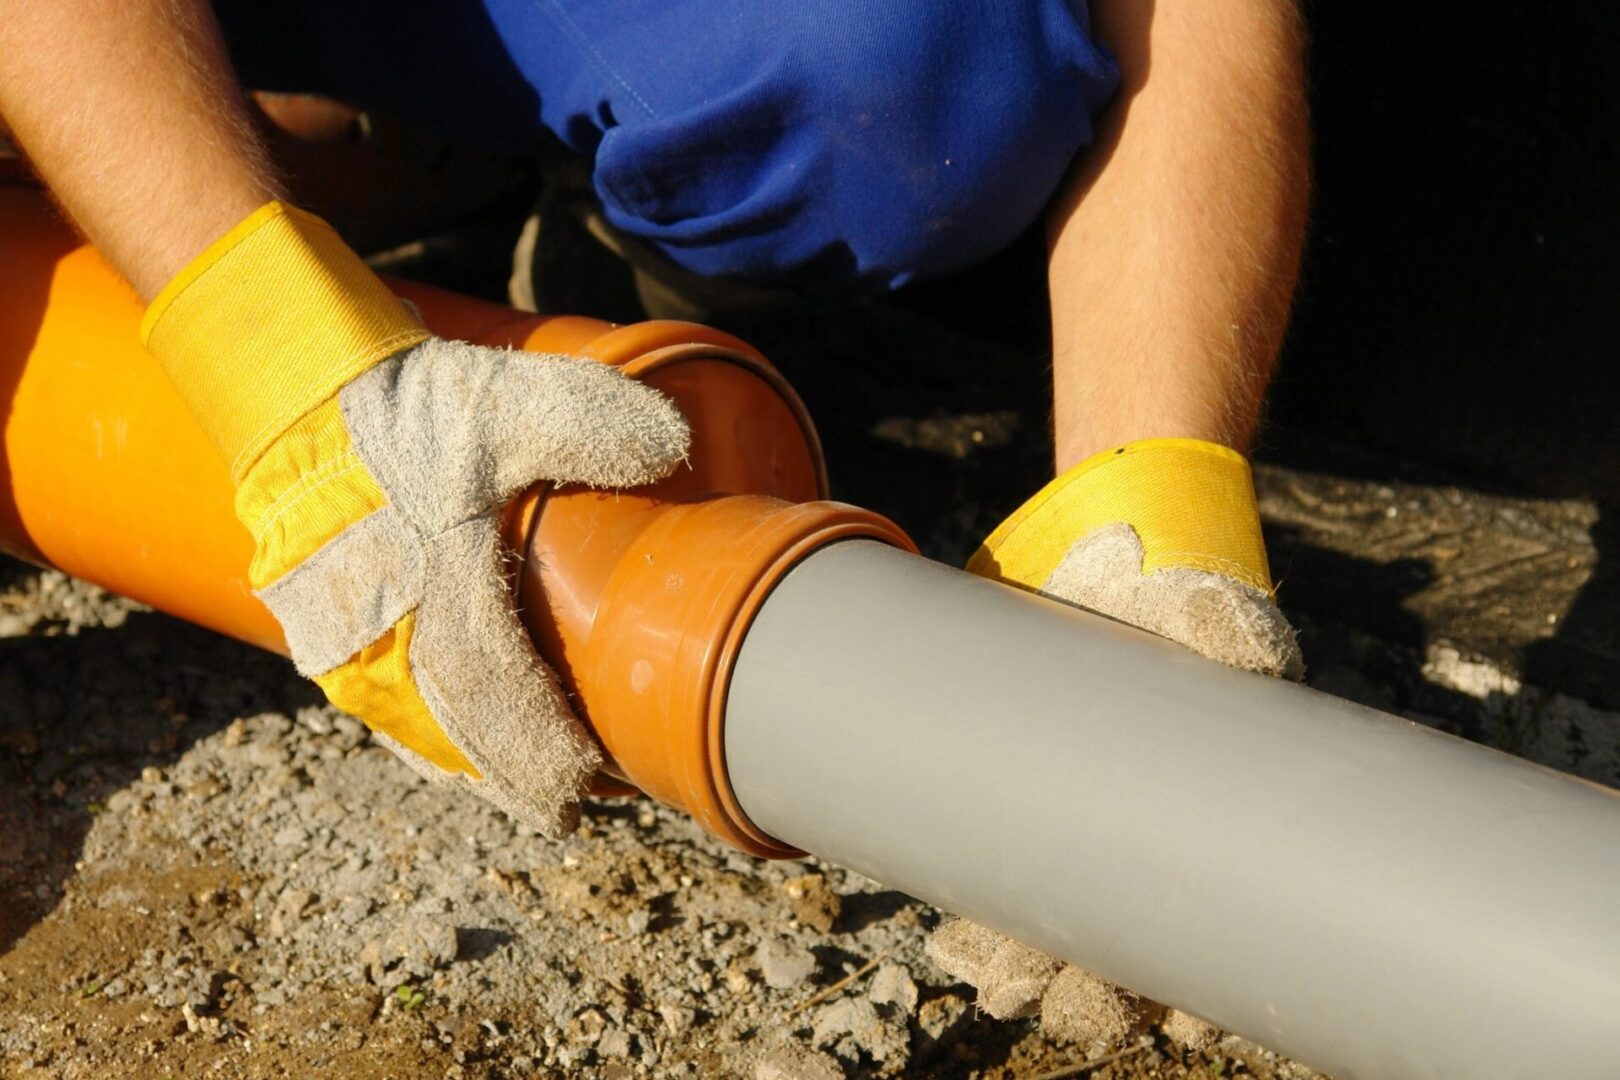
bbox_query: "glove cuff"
[140,201,429,481]
[968,438,1274,596]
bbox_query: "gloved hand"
[926,438,1301,1049]
[141,202,688,837]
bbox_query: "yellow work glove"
[927,438,1301,1049]
[141,202,689,837]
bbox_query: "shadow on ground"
[0,584,318,954]
[1272,3,1620,711]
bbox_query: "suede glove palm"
[141,202,688,837]
[927,439,1301,1048]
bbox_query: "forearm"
[0,0,282,299]
[1048,1,1310,469]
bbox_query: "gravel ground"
[0,556,1334,1079]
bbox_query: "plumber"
[0,0,1310,1046]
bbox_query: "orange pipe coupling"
[0,187,913,857]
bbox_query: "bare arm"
[0,0,282,299]
[1048,0,1310,469]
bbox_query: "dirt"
[0,559,1339,1080]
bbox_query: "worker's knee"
[591,2,1118,290]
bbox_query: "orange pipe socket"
[0,187,913,857]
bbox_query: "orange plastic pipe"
[0,187,912,855]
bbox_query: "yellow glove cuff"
[314,611,480,779]
[967,438,1274,596]
[140,201,429,481]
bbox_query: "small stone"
[329,715,366,749]
[298,707,334,735]
[360,918,458,983]
[247,742,290,769]
[868,962,919,1015]
[184,777,226,802]
[271,887,314,926]
[1162,1008,1220,1050]
[625,908,651,937]
[723,961,753,996]
[755,940,816,990]
[566,1007,608,1046]
[813,997,909,1066]
[271,824,308,848]
[336,896,373,925]
[917,992,970,1043]
[754,1045,844,1080]
[781,874,841,932]
[597,1029,634,1058]
[484,867,536,902]
[658,1004,695,1036]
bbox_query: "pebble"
[754,1045,844,1080]
[359,917,458,983]
[812,997,909,1066]
[868,962,919,1015]
[410,896,453,915]
[245,742,289,769]
[271,825,309,848]
[723,962,753,996]
[330,715,365,742]
[184,777,226,802]
[781,874,842,933]
[916,993,970,1043]
[658,1004,695,1036]
[755,941,816,990]
[597,1029,634,1059]
[268,887,315,938]
[336,896,373,925]
[298,707,334,736]
[567,1007,607,1046]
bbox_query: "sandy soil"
[0,556,1335,1080]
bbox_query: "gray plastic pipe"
[725,540,1620,1080]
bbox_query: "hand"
[142,202,689,837]
[927,439,1300,1048]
